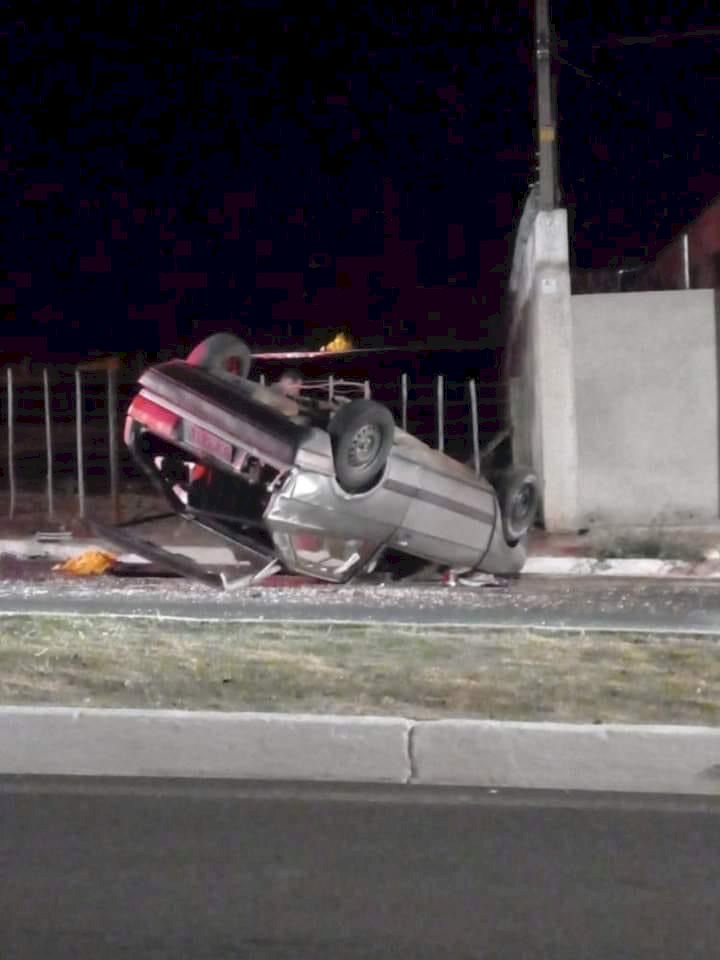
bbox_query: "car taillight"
[126,394,180,442]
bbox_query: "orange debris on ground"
[53,550,118,576]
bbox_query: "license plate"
[187,423,233,462]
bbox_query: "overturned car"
[96,334,539,587]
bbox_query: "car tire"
[186,333,252,379]
[329,399,395,493]
[499,469,539,544]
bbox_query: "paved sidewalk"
[3,499,720,578]
[2,530,720,580]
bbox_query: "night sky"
[2,1,719,358]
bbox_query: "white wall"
[572,289,719,525]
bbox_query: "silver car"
[97,334,538,587]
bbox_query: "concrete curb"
[0,707,411,784]
[412,720,720,795]
[3,538,720,579]
[1,707,720,795]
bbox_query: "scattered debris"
[442,569,506,588]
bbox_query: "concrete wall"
[508,197,579,530]
[508,188,720,530]
[572,289,719,525]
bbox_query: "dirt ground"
[0,615,718,724]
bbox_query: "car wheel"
[329,399,395,493]
[186,333,252,379]
[499,469,539,543]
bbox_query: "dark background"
[2,1,719,359]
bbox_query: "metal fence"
[571,228,698,295]
[0,358,508,525]
[0,356,146,525]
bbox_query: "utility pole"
[536,0,558,210]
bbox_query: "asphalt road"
[1,778,719,959]
[1,569,720,632]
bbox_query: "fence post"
[469,378,481,476]
[43,367,54,519]
[75,368,86,519]
[401,373,408,432]
[363,379,371,399]
[7,368,15,520]
[328,374,335,403]
[682,232,691,289]
[107,364,120,523]
[436,374,445,452]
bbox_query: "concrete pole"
[536,0,557,211]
